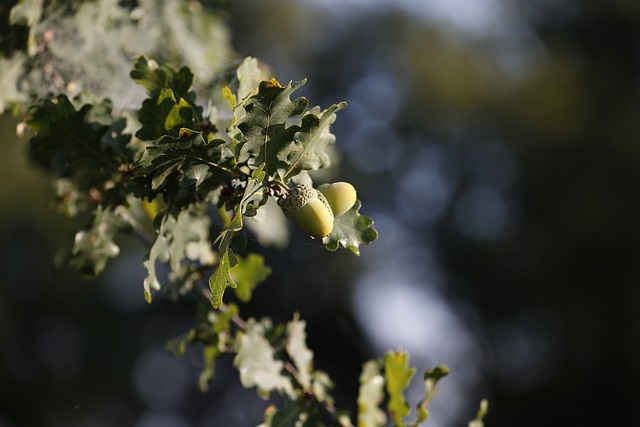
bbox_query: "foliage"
[2,1,487,426]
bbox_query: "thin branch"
[115,205,154,246]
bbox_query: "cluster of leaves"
[26,55,377,306]
[168,305,489,427]
[4,1,487,426]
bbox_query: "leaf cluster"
[22,53,377,305]
[169,311,488,427]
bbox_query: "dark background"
[2,0,640,426]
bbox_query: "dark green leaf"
[135,88,199,140]
[133,129,236,203]
[27,95,129,187]
[236,79,309,178]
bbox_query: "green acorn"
[279,184,334,238]
[317,182,357,217]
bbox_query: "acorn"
[317,182,357,217]
[279,184,334,238]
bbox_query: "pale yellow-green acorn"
[317,182,357,217]
[279,184,334,238]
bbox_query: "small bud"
[317,182,357,217]
[279,185,334,238]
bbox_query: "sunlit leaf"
[209,247,237,309]
[136,87,199,141]
[384,350,416,427]
[283,102,347,180]
[130,55,195,100]
[357,360,386,427]
[323,200,378,255]
[234,319,294,398]
[311,371,335,405]
[468,399,489,427]
[231,253,271,303]
[409,365,449,426]
[285,315,314,388]
[142,205,216,302]
[143,213,172,303]
[237,56,262,102]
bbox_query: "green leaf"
[384,350,416,427]
[130,55,195,100]
[199,344,221,392]
[409,365,450,427]
[234,318,294,398]
[136,87,199,141]
[209,246,237,309]
[285,315,314,388]
[357,360,386,427]
[170,205,216,270]
[236,79,309,177]
[131,57,203,141]
[283,102,347,180]
[143,214,172,303]
[231,253,271,303]
[70,205,132,278]
[166,329,197,357]
[323,200,378,255]
[259,401,317,427]
[311,371,335,406]
[133,129,236,198]
[240,165,269,216]
[237,56,263,102]
[215,206,244,255]
[27,95,128,186]
[143,205,216,303]
[468,399,489,427]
